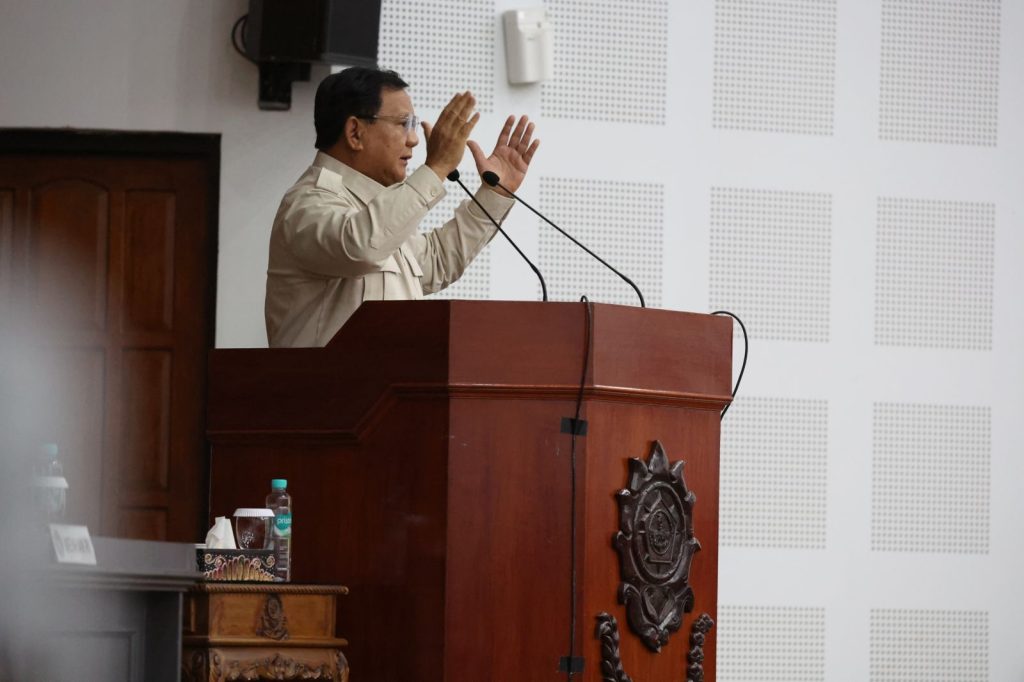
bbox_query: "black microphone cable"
[710,310,748,420]
[565,295,592,681]
[481,171,645,308]
[447,170,548,301]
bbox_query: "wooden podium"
[207,301,731,681]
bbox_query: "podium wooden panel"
[207,301,731,681]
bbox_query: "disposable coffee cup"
[233,508,274,549]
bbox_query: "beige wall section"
[0,0,323,347]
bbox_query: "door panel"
[30,179,110,333]
[120,348,172,493]
[123,190,176,334]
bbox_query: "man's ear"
[342,116,364,151]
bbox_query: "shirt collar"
[313,151,383,205]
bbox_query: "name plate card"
[49,524,97,565]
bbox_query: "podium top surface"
[208,301,732,433]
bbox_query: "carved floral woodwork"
[686,613,715,682]
[595,613,633,682]
[214,651,333,680]
[594,612,716,682]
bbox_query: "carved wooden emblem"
[256,593,289,641]
[614,440,700,652]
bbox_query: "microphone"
[481,171,646,308]
[446,170,547,301]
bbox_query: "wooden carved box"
[182,583,349,682]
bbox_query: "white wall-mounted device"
[502,7,553,85]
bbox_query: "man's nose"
[407,127,419,147]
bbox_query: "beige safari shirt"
[265,152,514,347]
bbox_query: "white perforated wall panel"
[875,197,995,350]
[709,187,832,342]
[870,610,990,680]
[537,177,663,305]
[879,0,1001,146]
[379,0,495,113]
[872,402,991,554]
[540,0,669,124]
[720,397,829,549]
[713,0,837,135]
[718,606,827,681]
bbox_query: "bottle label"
[274,513,292,537]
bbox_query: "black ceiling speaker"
[243,0,382,110]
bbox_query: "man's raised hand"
[423,92,480,181]
[468,115,540,196]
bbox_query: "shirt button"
[430,188,438,197]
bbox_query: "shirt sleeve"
[279,165,446,277]
[407,185,516,294]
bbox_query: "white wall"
[2,0,1023,679]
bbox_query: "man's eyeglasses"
[358,114,420,134]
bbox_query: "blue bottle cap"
[271,479,287,489]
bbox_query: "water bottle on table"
[266,479,292,582]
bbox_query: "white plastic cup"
[232,508,274,549]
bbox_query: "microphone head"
[446,169,460,182]
[481,171,500,187]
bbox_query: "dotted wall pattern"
[879,0,1001,146]
[537,177,663,306]
[712,0,837,135]
[720,397,828,550]
[874,197,995,350]
[718,605,827,681]
[379,0,495,113]
[872,403,991,554]
[540,0,668,124]
[420,171,491,300]
[709,187,832,343]
[870,609,989,680]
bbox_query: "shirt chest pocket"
[361,251,424,302]
[399,246,423,278]
[377,255,402,275]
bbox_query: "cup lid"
[233,507,274,517]
[33,476,69,489]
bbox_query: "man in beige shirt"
[265,67,540,347]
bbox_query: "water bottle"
[265,479,292,582]
[33,443,68,522]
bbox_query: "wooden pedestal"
[181,584,349,682]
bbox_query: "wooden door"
[0,131,217,542]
